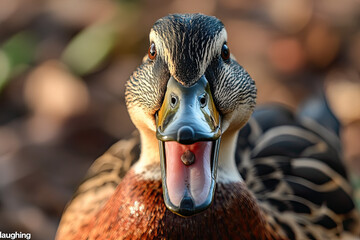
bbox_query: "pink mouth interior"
[165,141,213,207]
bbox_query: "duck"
[56,13,360,239]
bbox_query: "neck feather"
[139,128,160,164]
[217,130,243,183]
[73,169,283,240]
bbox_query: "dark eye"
[199,93,207,108]
[148,42,157,60]
[170,94,178,108]
[221,43,230,61]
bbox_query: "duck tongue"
[165,141,213,208]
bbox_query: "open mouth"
[158,140,220,216]
[156,76,221,217]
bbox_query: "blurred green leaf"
[61,24,117,76]
[0,31,37,92]
[0,51,11,91]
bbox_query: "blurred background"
[0,0,360,239]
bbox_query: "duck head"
[125,14,256,217]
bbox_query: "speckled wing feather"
[236,105,360,239]
[56,131,140,239]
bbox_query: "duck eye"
[199,94,207,108]
[170,94,178,108]
[221,43,230,61]
[148,42,157,60]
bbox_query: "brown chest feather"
[72,170,283,240]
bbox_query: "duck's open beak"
[156,75,221,217]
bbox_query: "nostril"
[177,126,195,144]
[210,116,215,126]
